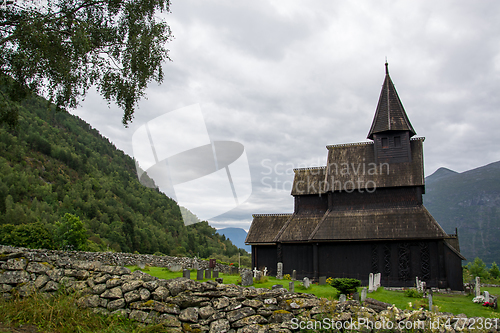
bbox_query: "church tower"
[368,63,416,164]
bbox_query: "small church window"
[381,138,388,148]
[394,136,401,147]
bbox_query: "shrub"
[404,288,422,298]
[283,274,291,280]
[327,278,361,294]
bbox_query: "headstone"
[292,270,297,281]
[416,276,419,289]
[303,277,310,289]
[428,294,433,311]
[361,287,367,302]
[253,267,259,278]
[209,259,216,268]
[484,291,490,303]
[272,284,283,290]
[374,273,381,289]
[197,269,204,280]
[169,264,182,272]
[475,277,481,297]
[422,281,426,293]
[193,261,199,270]
[339,294,346,302]
[353,292,359,302]
[263,267,268,276]
[137,262,145,269]
[494,297,498,309]
[277,262,283,280]
[289,281,294,293]
[255,271,263,281]
[205,269,211,279]
[368,273,374,292]
[230,266,238,275]
[183,269,190,279]
[319,276,326,285]
[213,270,219,278]
[241,271,253,286]
[215,277,223,284]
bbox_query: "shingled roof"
[367,63,416,140]
[245,214,291,244]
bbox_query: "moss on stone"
[273,309,291,314]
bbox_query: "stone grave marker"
[205,269,211,279]
[193,261,199,271]
[319,276,326,285]
[303,277,310,289]
[263,267,268,276]
[213,270,219,278]
[339,294,346,302]
[484,291,490,303]
[428,293,433,311]
[475,277,481,297]
[196,269,204,280]
[209,259,216,268]
[374,273,381,289]
[272,284,283,290]
[292,270,297,281]
[230,266,238,275]
[183,269,190,279]
[368,273,374,292]
[277,262,283,280]
[255,271,263,281]
[169,264,182,272]
[253,267,259,278]
[241,271,253,286]
[289,281,294,293]
[353,292,359,301]
[137,262,145,269]
[361,287,367,302]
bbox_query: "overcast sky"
[73,0,500,231]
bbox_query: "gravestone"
[241,271,253,286]
[183,269,190,279]
[209,259,216,269]
[137,262,145,269]
[353,292,359,302]
[277,262,283,280]
[428,294,433,311]
[484,291,490,303]
[368,273,374,292]
[255,271,263,281]
[263,267,268,276]
[339,294,346,302]
[303,277,310,289]
[196,269,204,280]
[361,287,367,302]
[475,277,481,297]
[415,276,419,289]
[253,267,259,278]
[272,284,283,290]
[292,270,297,281]
[169,264,182,272]
[213,270,219,278]
[319,276,326,285]
[230,266,238,275]
[374,273,381,289]
[215,277,223,284]
[205,269,211,279]
[193,261,199,271]
[289,281,294,293]
[494,297,498,310]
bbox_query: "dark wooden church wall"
[373,131,411,164]
[444,244,465,291]
[281,243,313,278]
[252,245,277,275]
[328,186,423,210]
[294,194,328,214]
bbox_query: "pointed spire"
[367,63,416,140]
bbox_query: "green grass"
[136,266,500,318]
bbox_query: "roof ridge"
[252,213,292,217]
[326,141,373,149]
[410,137,425,141]
[293,166,326,172]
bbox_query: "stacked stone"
[0,245,230,273]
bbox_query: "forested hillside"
[0,91,245,260]
[424,162,500,265]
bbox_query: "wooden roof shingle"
[245,214,291,244]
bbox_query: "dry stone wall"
[1,245,499,333]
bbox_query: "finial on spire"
[385,59,389,75]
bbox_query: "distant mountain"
[217,228,251,252]
[424,161,500,265]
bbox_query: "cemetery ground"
[130,265,500,319]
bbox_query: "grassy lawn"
[134,266,500,318]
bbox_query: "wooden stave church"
[245,63,465,290]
